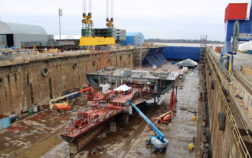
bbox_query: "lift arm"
[129,101,165,141]
[49,87,95,110]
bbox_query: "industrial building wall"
[0,35,7,48]
[123,36,136,46]
[123,32,145,46]
[0,48,146,116]
[13,34,52,48]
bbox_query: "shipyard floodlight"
[58,8,63,40]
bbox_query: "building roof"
[0,22,47,35]
[54,35,81,40]
[126,32,143,36]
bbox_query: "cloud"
[0,0,249,40]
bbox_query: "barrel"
[33,106,38,113]
[28,108,33,115]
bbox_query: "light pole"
[58,8,63,41]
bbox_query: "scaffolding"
[200,34,207,62]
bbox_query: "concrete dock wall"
[204,50,247,158]
[0,48,148,115]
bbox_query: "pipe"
[89,0,92,14]
[106,0,109,19]
[111,0,114,19]
[83,0,87,14]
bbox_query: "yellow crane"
[79,0,115,46]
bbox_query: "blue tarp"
[162,46,201,61]
[142,47,168,67]
[142,46,201,66]
[155,47,167,64]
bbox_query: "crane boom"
[49,87,95,110]
[83,0,87,14]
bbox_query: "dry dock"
[42,69,199,158]
[1,47,252,158]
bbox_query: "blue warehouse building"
[122,32,144,46]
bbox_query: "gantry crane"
[81,0,93,37]
[79,0,116,46]
[222,2,252,72]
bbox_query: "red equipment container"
[225,3,248,22]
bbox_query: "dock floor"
[0,97,86,158]
[124,70,199,158]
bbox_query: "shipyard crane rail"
[129,101,168,152]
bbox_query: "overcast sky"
[0,0,250,41]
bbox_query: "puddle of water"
[41,142,70,158]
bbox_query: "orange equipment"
[146,111,174,131]
[157,111,173,124]
[52,102,72,112]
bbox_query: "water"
[41,142,70,158]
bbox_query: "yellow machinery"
[80,0,115,46]
[82,13,92,25]
[222,54,233,73]
[106,18,114,28]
